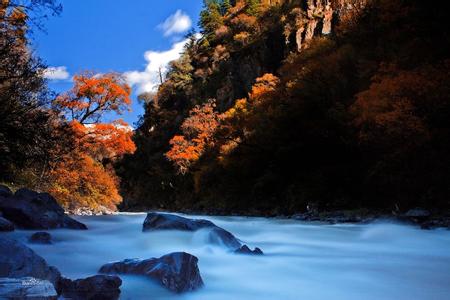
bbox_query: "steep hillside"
[118,0,450,215]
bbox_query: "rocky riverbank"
[1,187,267,298]
[122,206,450,230]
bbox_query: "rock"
[405,208,431,218]
[29,232,52,244]
[0,188,87,230]
[234,245,264,255]
[143,212,243,250]
[70,205,116,216]
[143,212,216,231]
[207,227,241,249]
[99,252,203,293]
[0,216,14,231]
[0,184,12,197]
[0,277,57,300]
[0,237,61,291]
[60,275,122,300]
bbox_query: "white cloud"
[43,66,70,80]
[124,38,188,94]
[158,10,192,37]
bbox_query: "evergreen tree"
[220,0,232,15]
[199,0,223,39]
[245,0,261,16]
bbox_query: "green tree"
[199,0,223,39]
[245,0,260,16]
[220,0,232,15]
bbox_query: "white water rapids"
[3,213,450,299]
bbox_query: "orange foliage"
[166,74,280,170]
[70,119,136,161]
[230,13,258,31]
[233,31,251,45]
[166,100,219,174]
[49,72,135,211]
[352,66,437,146]
[249,73,280,101]
[48,152,122,211]
[54,72,131,124]
[218,74,280,160]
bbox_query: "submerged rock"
[234,245,264,255]
[60,275,122,300]
[0,188,87,230]
[0,216,14,231]
[0,237,61,291]
[99,252,203,293]
[0,277,57,300]
[29,232,52,244]
[143,212,243,250]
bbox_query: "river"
[3,213,450,299]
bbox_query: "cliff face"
[279,0,367,51]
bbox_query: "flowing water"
[3,213,450,300]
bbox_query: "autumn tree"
[352,63,450,208]
[50,72,135,211]
[54,72,131,124]
[166,100,219,174]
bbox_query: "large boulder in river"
[59,275,122,300]
[143,212,216,231]
[0,237,61,291]
[0,216,14,231]
[0,277,58,299]
[0,188,87,230]
[99,252,203,293]
[143,212,242,249]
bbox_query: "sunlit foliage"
[49,72,135,210]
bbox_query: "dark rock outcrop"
[0,184,12,197]
[420,217,450,230]
[99,252,203,293]
[143,212,244,250]
[0,216,14,231]
[29,232,52,244]
[404,208,431,219]
[59,275,122,300]
[0,237,61,291]
[0,188,87,230]
[0,277,58,299]
[234,245,264,255]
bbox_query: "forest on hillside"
[118,0,450,215]
[1,0,449,216]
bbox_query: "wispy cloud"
[43,66,70,80]
[124,39,188,94]
[158,10,192,37]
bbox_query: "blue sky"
[34,0,203,127]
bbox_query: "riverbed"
[3,213,450,299]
